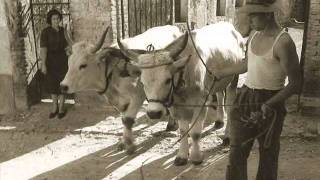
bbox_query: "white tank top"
[244,30,287,90]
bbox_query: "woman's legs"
[49,94,59,118]
[58,94,66,118]
[58,94,65,113]
[51,94,58,112]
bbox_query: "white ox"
[118,22,245,165]
[60,25,182,154]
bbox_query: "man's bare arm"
[265,33,302,107]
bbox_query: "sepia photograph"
[0,0,319,179]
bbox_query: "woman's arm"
[40,47,47,74]
[40,28,48,74]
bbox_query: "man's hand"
[261,103,274,119]
[65,46,72,56]
[212,69,223,80]
[41,65,47,75]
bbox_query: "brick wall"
[303,0,320,98]
[292,0,305,22]
[302,0,320,135]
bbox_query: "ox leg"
[120,116,136,154]
[166,115,178,131]
[189,108,206,165]
[215,91,225,129]
[119,100,142,155]
[223,75,238,146]
[174,120,189,166]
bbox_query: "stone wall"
[0,0,28,114]
[70,0,113,105]
[0,22,15,113]
[189,0,235,29]
[70,0,113,45]
[174,0,235,32]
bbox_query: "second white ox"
[60,25,182,154]
[118,22,245,165]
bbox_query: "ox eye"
[165,79,171,85]
[79,64,87,70]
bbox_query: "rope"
[240,108,278,149]
[186,22,216,79]
[171,102,266,108]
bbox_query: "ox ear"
[126,64,141,78]
[96,49,112,63]
[165,32,188,59]
[170,55,191,74]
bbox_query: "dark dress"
[40,26,68,94]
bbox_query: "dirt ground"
[0,99,319,180]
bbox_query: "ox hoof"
[191,159,203,165]
[174,157,188,166]
[166,123,178,132]
[125,145,136,155]
[221,138,230,146]
[190,152,204,166]
[117,142,125,151]
[214,121,224,130]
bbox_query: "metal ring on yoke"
[146,44,155,52]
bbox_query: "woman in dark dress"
[40,9,69,119]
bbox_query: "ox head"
[60,27,112,93]
[118,33,191,119]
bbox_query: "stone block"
[0,74,15,114]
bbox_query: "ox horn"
[64,24,74,46]
[90,26,110,53]
[165,32,189,59]
[117,37,140,61]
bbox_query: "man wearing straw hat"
[213,0,302,179]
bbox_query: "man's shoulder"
[274,31,296,51]
[273,30,298,60]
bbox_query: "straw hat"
[237,0,294,26]
[237,0,280,14]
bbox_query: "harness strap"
[147,76,175,108]
[98,71,112,95]
[98,61,120,95]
